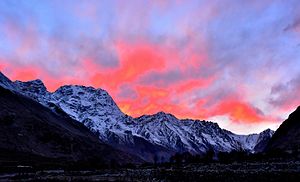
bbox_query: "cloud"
[117,84,138,100]
[284,18,300,32]
[1,0,300,134]
[208,100,268,123]
[269,74,300,111]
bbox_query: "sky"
[0,0,300,134]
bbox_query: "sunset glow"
[1,0,300,134]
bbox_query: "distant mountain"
[133,113,274,155]
[0,79,141,168]
[265,106,300,156]
[1,72,274,162]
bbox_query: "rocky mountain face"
[0,83,141,169]
[265,106,300,156]
[0,72,16,90]
[133,113,274,155]
[1,72,274,162]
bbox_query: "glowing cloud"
[0,0,300,133]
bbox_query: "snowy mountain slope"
[14,79,50,104]
[226,129,275,153]
[133,113,240,154]
[1,72,274,162]
[133,113,273,154]
[12,80,173,162]
[0,72,16,90]
[0,81,142,166]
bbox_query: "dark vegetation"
[166,150,300,165]
[2,161,300,182]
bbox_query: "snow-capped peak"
[14,79,47,93]
[136,111,178,124]
[260,129,275,137]
[52,85,124,117]
[14,79,49,104]
[0,72,275,162]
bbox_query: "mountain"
[134,113,274,155]
[0,80,141,168]
[1,72,274,162]
[0,72,16,90]
[265,106,300,157]
[253,129,275,152]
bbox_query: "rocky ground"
[1,162,300,181]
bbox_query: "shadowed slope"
[0,86,142,169]
[265,106,300,156]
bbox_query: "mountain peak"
[14,79,48,94]
[136,111,178,122]
[154,111,175,118]
[54,84,109,95]
[29,79,44,85]
[261,128,274,134]
[51,83,124,121]
[15,79,46,87]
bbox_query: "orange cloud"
[13,68,39,81]
[0,61,7,71]
[90,41,166,89]
[117,84,208,119]
[1,64,46,86]
[0,36,275,127]
[118,85,170,116]
[208,100,270,123]
[175,77,215,93]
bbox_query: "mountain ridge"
[0,84,142,168]
[0,72,274,162]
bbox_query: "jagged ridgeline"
[0,73,142,169]
[1,72,274,163]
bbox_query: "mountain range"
[0,72,275,163]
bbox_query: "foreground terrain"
[1,162,300,182]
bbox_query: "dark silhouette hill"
[265,106,300,158]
